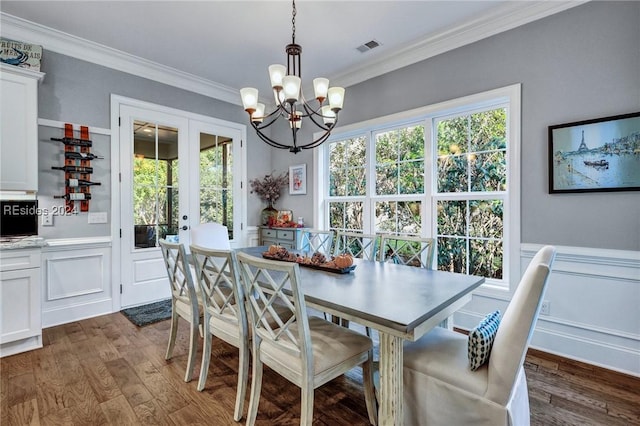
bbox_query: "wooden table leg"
[378,332,403,425]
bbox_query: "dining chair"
[299,229,334,255]
[190,245,249,421]
[332,231,380,328]
[378,234,435,269]
[402,245,556,426]
[333,231,379,260]
[159,239,203,382]
[190,222,231,250]
[236,252,378,426]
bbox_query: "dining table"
[238,246,485,426]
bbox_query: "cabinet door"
[0,267,41,344]
[0,66,40,191]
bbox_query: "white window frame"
[314,84,521,293]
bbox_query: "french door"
[117,100,244,308]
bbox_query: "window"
[316,85,520,288]
[435,108,507,280]
[199,133,234,239]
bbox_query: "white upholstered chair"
[236,252,378,426]
[190,245,249,421]
[299,229,334,255]
[190,222,231,250]
[159,239,202,382]
[402,245,556,426]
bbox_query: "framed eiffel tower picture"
[548,111,640,193]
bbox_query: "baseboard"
[42,297,113,328]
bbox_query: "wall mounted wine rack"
[51,123,102,213]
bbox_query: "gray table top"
[237,246,485,334]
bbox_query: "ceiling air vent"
[356,39,381,53]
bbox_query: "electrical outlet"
[42,214,53,226]
[540,300,550,315]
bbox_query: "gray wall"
[281,1,640,250]
[36,51,272,237]
[35,1,640,249]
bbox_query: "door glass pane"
[199,133,233,240]
[132,121,179,249]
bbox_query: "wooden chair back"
[300,229,334,255]
[190,245,247,332]
[379,234,435,269]
[159,239,198,314]
[333,231,379,261]
[236,252,311,368]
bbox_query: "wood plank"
[131,399,175,426]
[63,380,110,426]
[5,372,37,407]
[100,395,139,425]
[31,344,69,417]
[6,398,40,426]
[104,358,153,407]
[77,356,122,403]
[130,359,189,414]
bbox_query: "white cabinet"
[0,248,42,357]
[0,63,44,192]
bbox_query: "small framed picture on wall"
[289,164,307,195]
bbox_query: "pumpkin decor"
[334,254,354,269]
[268,244,281,255]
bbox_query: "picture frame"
[289,164,307,195]
[548,111,640,193]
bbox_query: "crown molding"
[2,2,587,104]
[0,13,242,106]
[331,1,589,89]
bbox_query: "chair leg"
[234,337,250,421]
[246,348,263,426]
[165,305,178,360]
[362,352,379,425]
[300,382,314,426]
[197,322,212,391]
[184,319,199,382]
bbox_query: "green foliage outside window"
[200,143,233,238]
[326,107,508,281]
[435,108,507,278]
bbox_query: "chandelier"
[240,0,345,153]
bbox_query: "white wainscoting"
[455,244,640,377]
[41,237,112,327]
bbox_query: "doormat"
[121,299,172,327]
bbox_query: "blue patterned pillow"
[468,310,501,371]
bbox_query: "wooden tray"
[261,253,356,274]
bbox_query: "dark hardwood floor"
[1,312,639,425]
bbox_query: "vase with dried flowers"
[249,171,289,225]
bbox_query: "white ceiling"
[0,1,584,105]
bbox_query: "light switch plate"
[42,214,53,226]
[88,212,108,224]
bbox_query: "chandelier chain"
[291,0,297,42]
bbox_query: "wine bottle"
[66,178,101,187]
[52,165,93,173]
[64,152,103,160]
[54,193,92,201]
[51,137,92,147]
